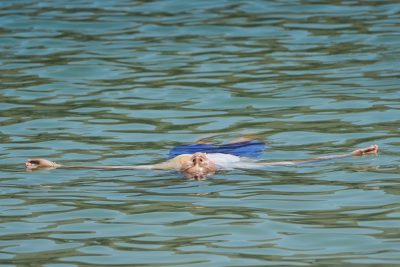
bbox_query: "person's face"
[180,152,216,180]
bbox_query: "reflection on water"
[1,0,399,266]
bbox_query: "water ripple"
[1,0,400,266]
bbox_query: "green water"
[1,0,399,266]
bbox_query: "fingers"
[363,144,379,155]
[26,159,40,169]
[352,145,379,156]
[25,159,58,170]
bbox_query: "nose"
[192,156,202,166]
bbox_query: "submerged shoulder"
[175,154,193,165]
[151,154,192,170]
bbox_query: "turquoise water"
[1,0,400,266]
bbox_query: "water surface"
[1,0,400,266]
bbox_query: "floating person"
[25,139,379,180]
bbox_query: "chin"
[184,171,215,180]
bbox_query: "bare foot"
[26,159,59,170]
[351,145,379,156]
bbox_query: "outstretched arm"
[25,159,155,170]
[260,145,378,167]
[25,154,191,171]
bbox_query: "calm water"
[1,0,400,266]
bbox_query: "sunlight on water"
[1,0,399,266]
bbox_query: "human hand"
[351,145,379,156]
[26,159,60,170]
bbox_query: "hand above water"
[26,159,61,170]
[351,145,379,156]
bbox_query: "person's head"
[180,152,216,180]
